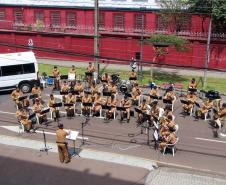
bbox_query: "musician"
[149,100,160,120]
[21,96,30,110]
[68,65,76,76]
[188,78,197,89]
[52,66,61,90]
[182,91,196,114]
[90,81,98,97]
[163,105,173,118]
[65,92,75,117]
[31,84,41,95]
[159,132,177,151]
[68,65,76,86]
[137,99,148,124]
[131,83,141,105]
[48,94,59,122]
[86,62,95,84]
[16,107,33,132]
[213,103,226,128]
[165,115,176,132]
[60,81,69,102]
[74,80,84,96]
[164,87,176,102]
[61,81,69,92]
[92,92,104,116]
[102,83,109,93]
[108,81,117,96]
[120,95,132,123]
[32,98,47,124]
[101,73,111,84]
[148,86,160,104]
[11,87,23,107]
[130,69,137,78]
[31,84,42,104]
[56,124,70,163]
[106,95,117,119]
[82,92,92,116]
[196,98,213,119]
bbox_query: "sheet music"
[64,129,79,141]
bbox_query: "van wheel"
[20,83,32,93]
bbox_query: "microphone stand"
[40,130,52,154]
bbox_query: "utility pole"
[139,10,145,82]
[94,0,100,76]
[203,15,212,89]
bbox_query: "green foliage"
[27,24,32,31]
[36,20,44,32]
[146,34,190,52]
[188,0,226,33]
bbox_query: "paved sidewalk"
[38,58,226,78]
[145,167,226,185]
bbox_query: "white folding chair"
[204,109,212,121]
[158,107,165,120]
[163,137,179,156]
[18,120,25,134]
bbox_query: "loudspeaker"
[135,52,140,60]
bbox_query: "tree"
[145,34,189,81]
[158,0,190,32]
[188,0,226,33]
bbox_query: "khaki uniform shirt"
[56,129,68,143]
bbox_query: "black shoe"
[65,160,70,164]
[127,119,130,123]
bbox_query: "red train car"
[0,0,225,69]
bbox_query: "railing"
[0,20,225,40]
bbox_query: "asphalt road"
[0,87,226,179]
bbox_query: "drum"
[119,84,128,94]
[111,74,120,84]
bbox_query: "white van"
[0,51,40,93]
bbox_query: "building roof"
[0,0,160,10]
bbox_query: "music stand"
[64,103,74,107]
[84,91,91,95]
[18,96,27,101]
[60,91,68,95]
[81,116,90,145]
[101,79,108,83]
[150,95,162,100]
[83,102,92,107]
[103,91,112,97]
[129,77,137,81]
[188,88,197,93]
[48,76,55,79]
[41,108,50,114]
[125,93,132,98]
[163,99,172,104]
[116,107,126,111]
[65,129,81,157]
[180,99,189,105]
[52,102,63,108]
[29,94,38,100]
[60,75,68,80]
[40,130,52,154]
[135,107,143,114]
[85,72,93,76]
[194,102,200,108]
[101,105,111,110]
[28,113,36,120]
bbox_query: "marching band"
[11,62,226,155]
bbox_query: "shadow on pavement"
[0,155,143,185]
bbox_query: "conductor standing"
[56,124,70,163]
